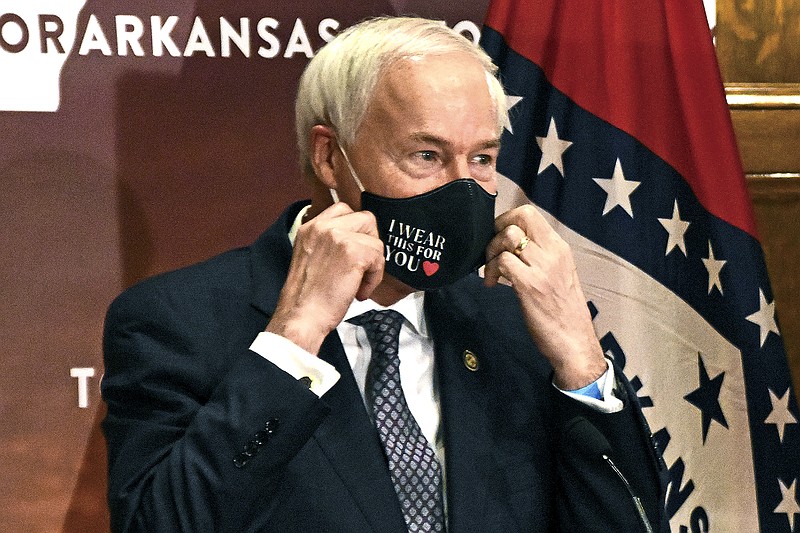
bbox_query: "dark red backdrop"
[0,1,488,531]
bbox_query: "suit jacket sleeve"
[552,363,670,533]
[101,279,331,533]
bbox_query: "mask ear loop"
[330,143,365,203]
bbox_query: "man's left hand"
[483,205,606,390]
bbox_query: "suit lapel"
[247,204,406,533]
[427,288,522,532]
[314,334,407,533]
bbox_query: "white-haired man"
[103,17,668,532]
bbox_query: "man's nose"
[446,158,472,181]
[444,158,496,194]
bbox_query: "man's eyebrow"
[408,132,449,147]
[408,133,502,150]
[480,138,502,150]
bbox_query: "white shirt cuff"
[249,332,341,398]
[555,359,624,413]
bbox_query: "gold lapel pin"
[463,350,479,372]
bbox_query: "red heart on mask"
[423,261,439,276]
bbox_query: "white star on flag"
[502,95,524,134]
[702,240,726,294]
[536,117,572,176]
[746,288,781,347]
[774,478,800,531]
[658,200,691,256]
[592,158,640,217]
[765,388,798,443]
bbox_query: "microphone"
[564,416,655,533]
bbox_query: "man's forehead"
[373,53,492,106]
[380,51,486,78]
[349,51,500,147]
[405,131,501,149]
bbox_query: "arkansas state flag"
[481,1,800,531]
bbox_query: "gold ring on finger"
[513,235,530,257]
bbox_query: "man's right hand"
[265,202,385,355]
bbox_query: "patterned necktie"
[347,310,445,532]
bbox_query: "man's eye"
[473,154,493,166]
[415,151,438,162]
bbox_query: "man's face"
[337,51,501,206]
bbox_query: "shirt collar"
[287,205,427,337]
[288,204,311,246]
[343,292,428,338]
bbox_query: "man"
[102,16,669,532]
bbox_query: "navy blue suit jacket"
[102,201,669,532]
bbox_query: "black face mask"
[337,147,497,290]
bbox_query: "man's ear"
[309,124,339,189]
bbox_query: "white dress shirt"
[250,289,446,461]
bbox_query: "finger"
[485,223,528,263]
[355,255,385,300]
[302,209,380,242]
[494,204,541,233]
[349,209,380,238]
[483,252,511,287]
[483,251,516,287]
[350,233,385,300]
[495,204,556,247]
[315,200,355,220]
[485,249,543,290]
